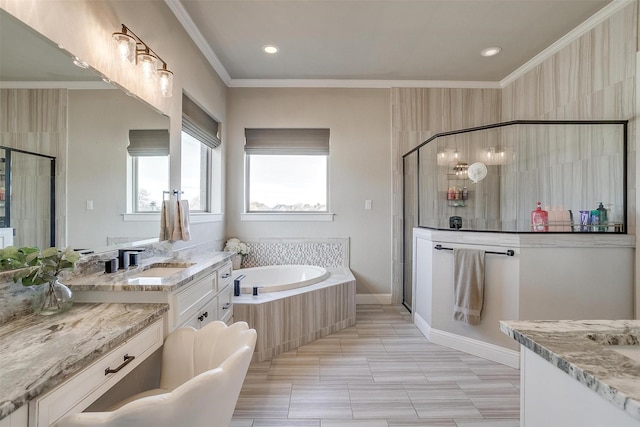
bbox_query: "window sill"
[241,213,335,222]
[122,213,223,222]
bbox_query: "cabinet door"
[217,284,233,324]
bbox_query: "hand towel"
[453,248,485,325]
[159,200,173,241]
[171,200,191,241]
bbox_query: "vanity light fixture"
[262,45,279,54]
[481,46,502,57]
[112,24,174,97]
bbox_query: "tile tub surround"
[500,319,640,421]
[240,238,349,269]
[0,302,168,419]
[234,268,356,362]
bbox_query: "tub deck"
[233,268,356,362]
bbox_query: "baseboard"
[414,313,520,369]
[356,293,392,305]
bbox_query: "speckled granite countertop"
[0,302,168,419]
[500,319,640,421]
[65,252,232,292]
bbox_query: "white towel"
[159,200,173,241]
[171,200,191,241]
[453,248,485,325]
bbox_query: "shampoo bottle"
[531,202,549,232]
[597,202,608,232]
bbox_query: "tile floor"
[231,305,520,427]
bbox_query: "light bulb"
[158,68,174,97]
[112,32,136,64]
[137,52,158,79]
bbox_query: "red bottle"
[531,202,549,232]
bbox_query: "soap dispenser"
[531,202,549,232]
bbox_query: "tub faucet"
[118,248,146,270]
[234,275,245,296]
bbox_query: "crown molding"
[500,0,634,88]
[164,0,232,85]
[229,79,501,89]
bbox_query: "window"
[128,129,170,213]
[245,128,330,212]
[182,94,221,213]
[181,130,210,211]
[133,156,169,212]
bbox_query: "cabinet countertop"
[65,252,233,293]
[0,302,168,420]
[500,319,640,422]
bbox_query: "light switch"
[364,200,372,210]
[86,200,94,210]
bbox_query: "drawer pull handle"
[221,273,231,278]
[198,312,209,322]
[105,354,135,376]
[223,303,231,310]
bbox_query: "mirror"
[0,10,169,252]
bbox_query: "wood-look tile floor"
[231,305,520,427]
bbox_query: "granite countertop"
[65,251,232,292]
[0,302,169,419]
[501,319,640,421]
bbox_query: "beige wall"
[226,88,392,298]
[1,0,228,249]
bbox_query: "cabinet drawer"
[173,273,216,327]
[218,262,233,288]
[218,284,233,324]
[31,320,164,427]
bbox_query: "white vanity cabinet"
[30,320,164,427]
[169,261,233,330]
[72,260,234,332]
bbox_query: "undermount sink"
[131,262,196,278]
[587,332,640,363]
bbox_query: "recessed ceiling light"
[481,47,502,57]
[262,45,279,54]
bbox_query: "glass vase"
[32,279,74,315]
[231,254,242,270]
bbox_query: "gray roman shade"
[244,128,330,155]
[127,129,170,156]
[182,94,221,149]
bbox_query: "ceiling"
[169,0,615,86]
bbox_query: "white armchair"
[57,321,257,427]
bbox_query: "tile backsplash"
[240,238,349,269]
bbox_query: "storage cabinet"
[29,319,164,427]
[72,260,234,332]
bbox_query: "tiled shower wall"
[501,2,637,233]
[0,89,67,248]
[240,238,349,269]
[391,2,637,305]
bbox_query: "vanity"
[67,251,235,331]
[0,247,235,426]
[501,320,640,426]
[0,303,168,427]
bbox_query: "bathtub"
[232,264,329,293]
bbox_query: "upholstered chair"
[57,321,257,427]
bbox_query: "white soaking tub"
[231,264,329,293]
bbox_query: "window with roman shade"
[244,128,330,213]
[127,129,170,212]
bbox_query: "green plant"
[0,246,80,286]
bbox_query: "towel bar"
[434,244,514,256]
